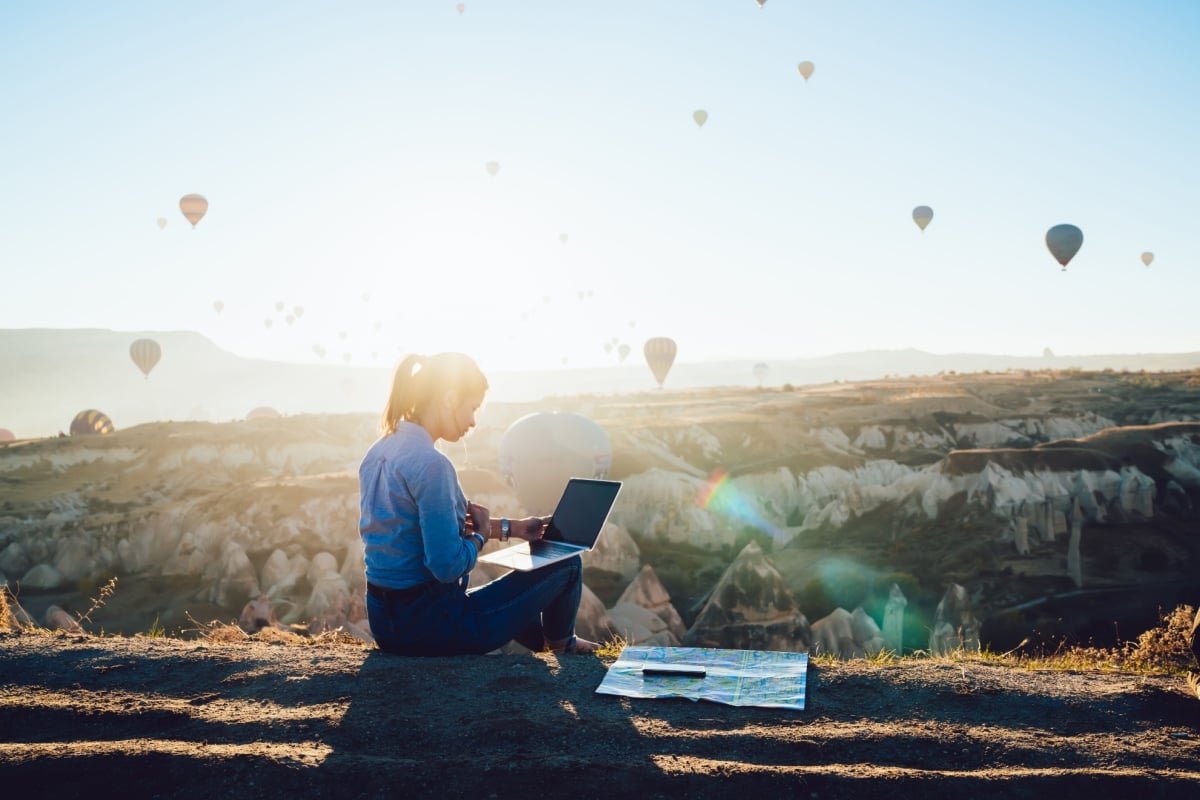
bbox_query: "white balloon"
[498,412,612,514]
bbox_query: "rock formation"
[580,522,640,581]
[575,584,613,644]
[616,564,686,641]
[607,601,677,646]
[683,541,811,652]
[929,584,981,655]
[883,583,907,654]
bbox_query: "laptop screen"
[542,478,622,547]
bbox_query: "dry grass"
[183,613,369,649]
[0,586,15,632]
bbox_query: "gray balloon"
[1045,224,1083,270]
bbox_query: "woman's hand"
[465,502,491,539]
[510,516,550,542]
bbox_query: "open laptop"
[478,478,622,571]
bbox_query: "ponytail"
[380,352,488,435]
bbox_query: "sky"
[2,1,1198,375]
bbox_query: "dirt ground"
[1,631,1198,799]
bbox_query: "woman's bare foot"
[546,635,600,654]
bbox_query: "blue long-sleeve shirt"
[358,421,477,588]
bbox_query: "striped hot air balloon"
[129,338,162,378]
[0,428,15,442]
[246,406,281,420]
[70,410,114,436]
[644,337,677,388]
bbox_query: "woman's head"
[381,352,488,441]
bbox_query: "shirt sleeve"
[407,453,477,583]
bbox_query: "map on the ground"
[596,646,808,711]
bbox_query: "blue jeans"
[366,555,584,656]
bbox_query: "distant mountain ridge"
[2,328,1199,438]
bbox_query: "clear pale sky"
[2,1,1197,373]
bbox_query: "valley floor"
[1,632,1199,798]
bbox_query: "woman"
[359,351,599,656]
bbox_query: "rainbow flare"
[697,468,783,541]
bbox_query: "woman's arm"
[410,458,479,582]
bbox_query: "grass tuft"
[593,634,628,662]
[0,586,14,632]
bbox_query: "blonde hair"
[381,352,488,435]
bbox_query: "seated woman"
[359,351,599,656]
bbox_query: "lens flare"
[696,468,782,540]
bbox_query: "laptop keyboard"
[529,541,581,558]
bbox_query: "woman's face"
[439,389,485,443]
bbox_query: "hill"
[1,631,1198,798]
[4,328,1200,438]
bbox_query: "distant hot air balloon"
[338,330,348,341]
[285,314,295,326]
[693,110,708,128]
[603,342,614,355]
[912,205,933,232]
[629,320,637,329]
[617,343,631,362]
[560,233,568,244]
[0,428,15,442]
[755,0,767,7]
[213,300,224,313]
[1141,251,1154,267]
[293,305,304,318]
[129,339,162,379]
[264,319,273,329]
[312,344,326,358]
[485,161,501,176]
[246,406,280,420]
[156,217,167,230]
[797,61,814,81]
[70,409,114,436]
[372,321,382,333]
[179,194,208,228]
[644,337,677,388]
[274,301,285,312]
[498,412,612,514]
[456,2,464,12]
[362,292,371,303]
[1045,224,1084,271]
[753,362,769,386]
[343,353,352,363]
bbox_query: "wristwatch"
[500,518,510,542]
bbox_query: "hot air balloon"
[293,305,304,318]
[274,301,285,312]
[644,337,677,388]
[338,330,348,340]
[498,412,612,514]
[559,233,568,244]
[343,353,352,363]
[753,362,769,386]
[179,194,208,228]
[1045,224,1084,271]
[156,217,167,230]
[372,321,382,333]
[755,0,767,7]
[362,292,371,303]
[71,409,114,436]
[285,314,295,326]
[603,342,614,355]
[312,344,327,358]
[617,343,631,362]
[246,407,280,420]
[129,339,161,378]
[456,2,464,12]
[485,161,501,176]
[693,110,708,128]
[1141,251,1154,267]
[0,429,15,442]
[797,61,814,81]
[912,205,933,231]
[212,300,224,313]
[264,319,273,329]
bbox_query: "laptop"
[478,478,622,571]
